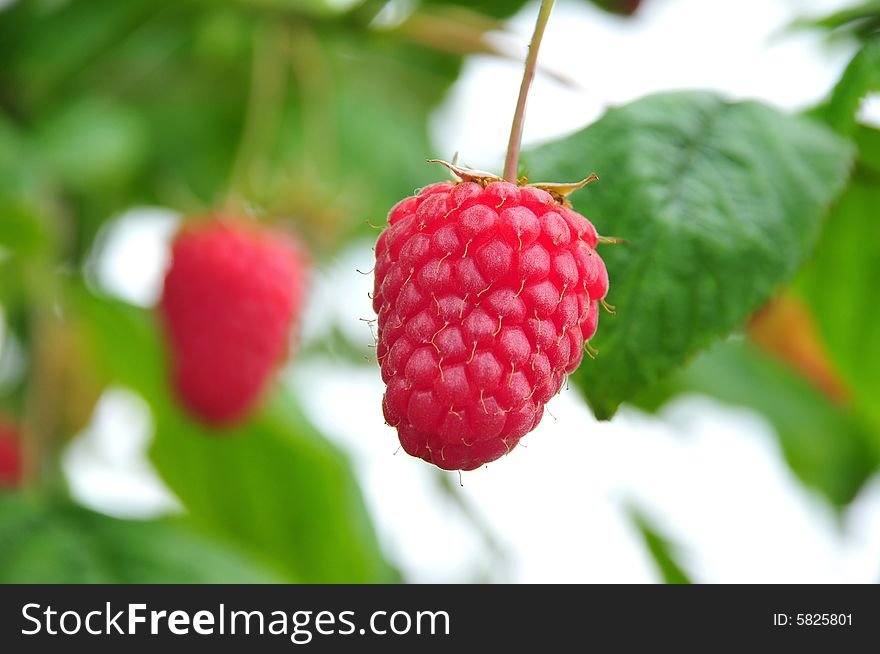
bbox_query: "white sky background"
[432,0,861,169]
[61,0,880,583]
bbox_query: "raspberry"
[373,179,608,470]
[0,418,21,489]
[161,218,307,426]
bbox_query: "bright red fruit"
[0,419,21,488]
[373,180,608,470]
[161,219,307,426]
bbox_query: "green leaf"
[34,97,149,193]
[793,1,880,41]
[149,391,393,583]
[0,198,48,256]
[855,124,880,174]
[234,0,361,17]
[75,290,167,401]
[0,0,168,111]
[820,37,880,134]
[525,91,854,419]
[76,288,392,583]
[0,116,42,198]
[1,1,461,253]
[627,507,691,584]
[0,117,51,256]
[0,494,278,583]
[263,28,461,245]
[421,0,531,19]
[634,339,880,507]
[797,168,880,432]
[422,0,645,20]
[587,0,643,17]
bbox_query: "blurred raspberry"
[161,218,307,426]
[0,418,21,488]
[373,180,608,470]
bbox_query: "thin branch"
[503,0,556,182]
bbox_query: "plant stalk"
[503,0,556,182]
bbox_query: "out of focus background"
[1,0,879,583]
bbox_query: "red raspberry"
[373,180,608,470]
[161,218,307,426]
[0,418,21,489]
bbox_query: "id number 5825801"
[796,614,851,626]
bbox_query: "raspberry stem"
[228,21,287,204]
[503,0,556,183]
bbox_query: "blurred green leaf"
[855,124,880,173]
[76,288,392,582]
[0,0,167,110]
[423,0,645,18]
[2,1,461,253]
[797,168,880,432]
[526,91,854,419]
[588,0,643,17]
[265,27,460,246]
[0,198,48,256]
[628,508,691,584]
[1,1,250,258]
[75,290,167,399]
[810,0,880,28]
[635,339,880,506]
[0,116,43,197]
[0,494,278,583]
[150,391,393,584]
[793,1,880,40]
[818,37,880,134]
[421,0,530,20]
[35,97,149,193]
[235,0,362,17]
[0,116,51,256]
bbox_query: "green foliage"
[588,0,642,17]
[424,0,645,19]
[35,97,149,193]
[422,0,531,19]
[76,290,392,583]
[621,7,880,513]
[628,508,691,584]
[794,1,880,40]
[818,38,880,134]
[0,494,279,583]
[0,118,51,257]
[526,91,853,419]
[856,124,880,173]
[797,170,880,433]
[0,199,48,256]
[1,0,456,583]
[150,394,394,583]
[634,340,880,507]
[0,0,460,257]
[1,0,878,585]
[803,55,880,434]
